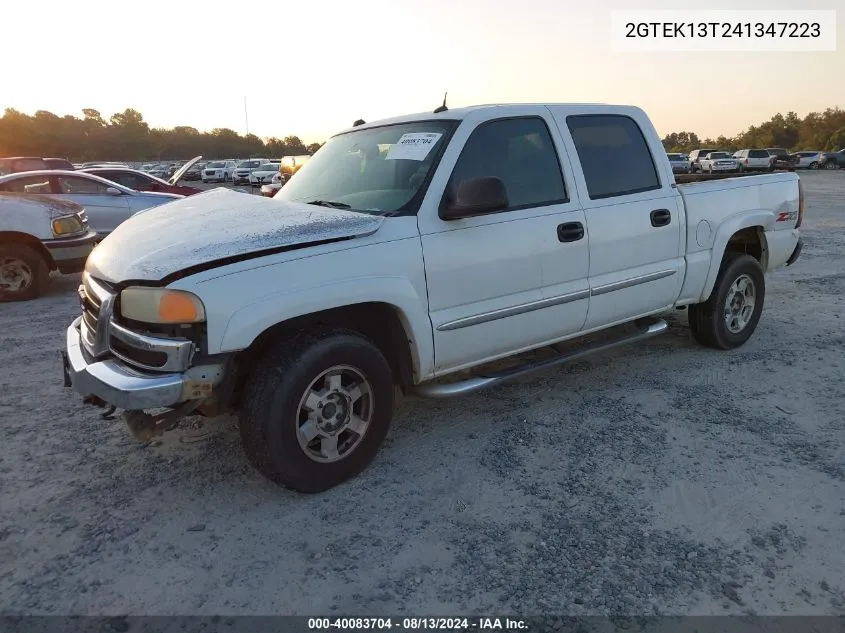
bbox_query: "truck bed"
[675,169,795,185]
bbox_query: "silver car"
[0,170,182,237]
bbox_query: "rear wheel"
[688,253,765,350]
[239,328,394,492]
[809,161,818,170]
[825,161,840,170]
[0,243,49,302]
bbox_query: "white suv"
[733,149,773,172]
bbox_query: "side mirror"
[105,186,122,196]
[440,177,509,220]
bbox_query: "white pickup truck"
[63,103,803,492]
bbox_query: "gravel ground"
[1,172,843,617]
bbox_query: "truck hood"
[86,188,384,283]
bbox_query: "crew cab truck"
[63,103,804,492]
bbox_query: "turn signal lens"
[52,215,84,236]
[120,287,206,324]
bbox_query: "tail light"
[796,179,804,228]
[744,159,749,165]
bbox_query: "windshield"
[709,152,729,159]
[275,120,456,215]
[207,162,225,168]
[667,154,685,160]
[238,160,262,168]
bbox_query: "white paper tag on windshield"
[385,133,442,161]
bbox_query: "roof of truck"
[337,103,639,135]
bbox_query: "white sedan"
[0,170,182,237]
[249,164,281,187]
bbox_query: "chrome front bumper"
[65,317,222,410]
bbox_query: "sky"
[2,0,842,143]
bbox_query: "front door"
[51,175,130,236]
[418,109,590,375]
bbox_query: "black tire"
[0,243,49,302]
[809,161,818,170]
[239,328,394,492]
[688,253,765,350]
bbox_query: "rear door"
[418,108,590,374]
[549,108,684,330]
[51,175,130,236]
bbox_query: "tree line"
[2,104,844,161]
[662,107,845,154]
[0,107,324,162]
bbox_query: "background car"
[147,164,170,178]
[0,170,182,237]
[81,158,203,196]
[765,148,796,170]
[698,152,739,173]
[733,149,773,172]
[666,153,690,173]
[260,172,290,197]
[232,159,271,185]
[202,160,236,183]
[0,157,50,175]
[0,193,97,301]
[818,150,844,170]
[249,163,281,186]
[44,158,75,170]
[687,148,719,173]
[790,151,824,169]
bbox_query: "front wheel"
[825,162,840,170]
[239,328,394,492]
[809,161,818,170]
[688,253,765,350]
[0,243,49,302]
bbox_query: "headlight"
[120,287,206,324]
[52,215,84,236]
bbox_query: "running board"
[413,318,668,399]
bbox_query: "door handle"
[557,221,584,242]
[650,209,671,227]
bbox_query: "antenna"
[353,119,366,127]
[244,96,249,136]
[434,92,448,114]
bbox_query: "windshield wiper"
[305,200,351,209]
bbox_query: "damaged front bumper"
[63,316,223,411]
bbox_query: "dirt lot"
[1,172,843,617]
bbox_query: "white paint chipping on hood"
[85,188,383,283]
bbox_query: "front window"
[275,120,457,215]
[237,160,262,169]
[207,162,225,169]
[0,174,53,193]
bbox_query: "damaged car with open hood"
[62,103,803,492]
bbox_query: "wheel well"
[0,231,56,270]
[724,226,767,269]
[225,303,417,408]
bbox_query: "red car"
[81,156,203,196]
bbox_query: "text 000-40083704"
[306,617,529,630]
[610,9,836,52]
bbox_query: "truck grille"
[79,273,115,358]
[77,272,195,374]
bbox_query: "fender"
[699,210,774,302]
[217,276,435,380]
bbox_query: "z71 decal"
[777,211,798,222]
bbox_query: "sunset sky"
[3,0,842,143]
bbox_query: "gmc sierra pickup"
[62,103,804,492]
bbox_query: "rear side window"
[566,115,660,199]
[0,175,53,193]
[446,117,567,211]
